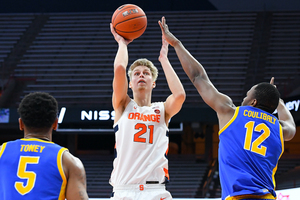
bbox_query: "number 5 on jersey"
[134,123,154,144]
[15,156,40,195]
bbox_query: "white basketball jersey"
[110,99,169,186]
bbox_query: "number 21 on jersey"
[244,121,270,156]
[134,123,154,144]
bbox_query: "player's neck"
[133,90,152,107]
[24,132,52,142]
[133,97,151,107]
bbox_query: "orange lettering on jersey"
[128,113,134,119]
[150,114,156,122]
[134,112,140,120]
[157,115,161,122]
[139,184,144,191]
[144,114,150,121]
[128,112,161,123]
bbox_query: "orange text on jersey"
[128,112,161,123]
[243,110,276,124]
[20,145,45,153]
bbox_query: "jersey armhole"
[57,147,68,200]
[0,142,7,158]
[219,107,240,135]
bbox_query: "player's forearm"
[277,99,296,141]
[114,41,128,70]
[277,99,295,123]
[277,99,296,127]
[160,57,185,99]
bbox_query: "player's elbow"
[175,90,186,105]
[191,72,208,86]
[114,64,126,74]
[284,126,296,141]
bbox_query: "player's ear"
[19,118,24,131]
[53,118,58,130]
[129,81,132,88]
[152,81,156,88]
[251,99,257,107]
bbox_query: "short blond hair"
[128,58,158,81]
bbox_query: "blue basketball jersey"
[0,138,68,200]
[218,106,284,200]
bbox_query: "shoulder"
[63,151,84,169]
[279,120,296,141]
[0,142,9,157]
[217,104,237,130]
[62,151,85,178]
[153,101,165,108]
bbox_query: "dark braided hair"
[18,92,58,129]
[254,82,280,114]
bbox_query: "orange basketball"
[112,4,147,40]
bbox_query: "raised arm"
[63,151,89,200]
[110,23,132,117]
[270,78,296,141]
[158,35,186,123]
[277,99,296,141]
[158,17,235,120]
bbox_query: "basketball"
[112,4,147,40]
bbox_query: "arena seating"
[80,154,208,198]
[0,13,34,82]
[12,11,257,106]
[13,12,114,106]
[1,10,299,198]
[12,11,300,107]
[275,157,300,190]
[8,11,299,107]
[0,13,34,60]
[264,12,300,95]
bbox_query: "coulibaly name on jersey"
[243,110,276,124]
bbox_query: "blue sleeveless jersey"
[0,138,68,200]
[218,106,284,200]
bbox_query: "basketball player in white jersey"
[109,20,186,200]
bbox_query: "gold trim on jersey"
[225,193,275,200]
[272,124,284,188]
[0,142,7,158]
[57,148,68,200]
[21,138,54,144]
[219,107,240,135]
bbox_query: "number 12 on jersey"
[244,121,270,156]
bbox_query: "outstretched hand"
[159,36,169,62]
[110,23,133,45]
[158,16,179,47]
[270,77,276,88]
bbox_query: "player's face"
[130,65,155,90]
[241,85,256,106]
